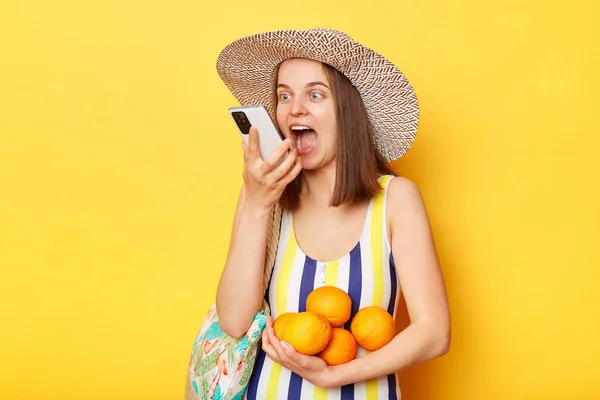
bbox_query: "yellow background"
[1,0,599,398]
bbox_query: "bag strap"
[262,203,282,297]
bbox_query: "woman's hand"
[261,316,339,389]
[242,127,302,212]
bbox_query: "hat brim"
[216,28,419,163]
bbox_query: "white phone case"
[228,105,287,163]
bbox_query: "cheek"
[311,106,337,146]
[319,104,336,128]
[325,114,338,143]
[276,107,287,134]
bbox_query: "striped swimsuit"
[246,175,401,399]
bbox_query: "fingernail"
[280,341,289,350]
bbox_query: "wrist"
[243,203,273,220]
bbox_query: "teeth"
[291,125,311,150]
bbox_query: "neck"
[300,163,338,209]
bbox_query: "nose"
[290,96,308,116]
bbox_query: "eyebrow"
[277,81,330,90]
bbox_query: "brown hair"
[275,61,394,210]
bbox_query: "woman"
[214,29,450,399]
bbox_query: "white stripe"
[269,211,293,318]
[300,376,315,399]
[359,199,374,243]
[255,357,272,397]
[313,259,323,289]
[359,207,374,310]
[327,386,341,399]
[382,176,400,315]
[353,379,367,399]
[381,249,392,310]
[336,256,351,292]
[287,249,307,312]
[378,375,390,398]
[390,254,401,320]
[382,176,394,251]
[356,347,368,357]
[356,199,375,361]
[276,366,292,398]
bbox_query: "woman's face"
[276,58,338,171]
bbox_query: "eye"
[279,93,291,101]
[310,92,324,100]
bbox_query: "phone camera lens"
[232,111,251,135]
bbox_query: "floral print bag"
[186,205,282,400]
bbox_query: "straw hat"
[216,28,419,163]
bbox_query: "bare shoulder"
[385,176,431,236]
[387,175,420,194]
[386,176,426,210]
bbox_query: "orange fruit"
[350,306,396,351]
[273,312,295,340]
[280,311,332,355]
[306,286,352,327]
[319,328,358,366]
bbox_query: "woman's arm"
[330,177,450,385]
[215,128,301,338]
[215,185,271,339]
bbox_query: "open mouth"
[290,125,318,152]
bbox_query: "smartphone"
[228,105,287,163]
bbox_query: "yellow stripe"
[365,176,392,398]
[313,386,328,400]
[267,220,298,399]
[366,378,379,399]
[265,362,283,398]
[370,176,391,307]
[325,259,340,285]
[275,221,298,314]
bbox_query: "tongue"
[299,130,317,151]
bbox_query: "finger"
[280,341,298,360]
[266,324,290,363]
[261,331,278,361]
[271,149,297,180]
[280,341,311,369]
[242,141,249,162]
[260,159,275,175]
[262,321,276,351]
[247,127,260,158]
[262,333,284,365]
[280,157,303,185]
[264,138,293,167]
[263,346,279,363]
[264,320,277,347]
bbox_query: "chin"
[297,159,318,171]
[300,155,335,171]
